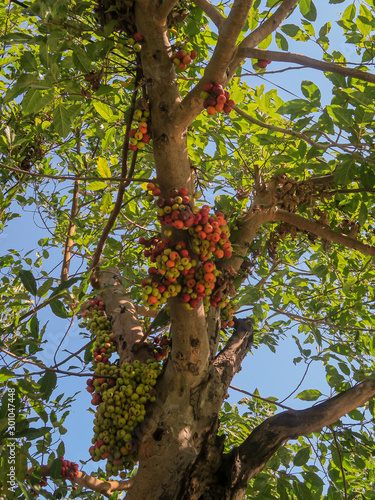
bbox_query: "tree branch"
[30,466,133,497]
[214,318,253,392]
[0,162,150,183]
[155,0,179,25]
[210,0,255,78]
[222,379,375,499]
[221,209,275,273]
[241,0,299,48]
[88,74,140,272]
[234,106,331,150]
[227,0,299,77]
[94,267,154,364]
[237,48,375,85]
[175,0,254,128]
[193,0,225,29]
[273,209,375,257]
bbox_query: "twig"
[229,384,293,410]
[0,162,150,183]
[330,426,348,500]
[88,73,141,272]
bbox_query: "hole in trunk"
[152,428,164,441]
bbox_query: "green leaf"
[50,276,81,298]
[342,2,356,21]
[22,89,54,115]
[53,104,72,138]
[50,457,62,479]
[49,299,69,318]
[293,446,310,466]
[84,343,94,363]
[0,369,14,382]
[326,105,354,131]
[37,277,54,297]
[87,181,108,191]
[3,73,36,103]
[276,32,288,51]
[97,157,112,178]
[72,46,92,73]
[301,81,321,103]
[17,426,52,440]
[15,450,27,482]
[299,0,317,21]
[296,389,322,401]
[29,314,39,337]
[358,203,368,226]
[39,371,57,400]
[19,269,37,295]
[334,157,357,185]
[99,192,113,214]
[20,52,38,72]
[93,101,113,120]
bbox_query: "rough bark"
[97,267,152,364]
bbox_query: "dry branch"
[61,179,80,282]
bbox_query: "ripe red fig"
[216,94,226,104]
[134,32,143,41]
[213,84,224,95]
[257,59,271,68]
[202,82,213,92]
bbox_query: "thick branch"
[154,0,179,25]
[274,209,375,257]
[214,318,253,391]
[95,267,153,364]
[193,0,225,29]
[227,0,299,77]
[221,209,275,273]
[204,0,254,83]
[222,379,375,499]
[237,48,375,85]
[241,0,298,48]
[175,0,253,129]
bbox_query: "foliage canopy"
[1,0,375,498]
